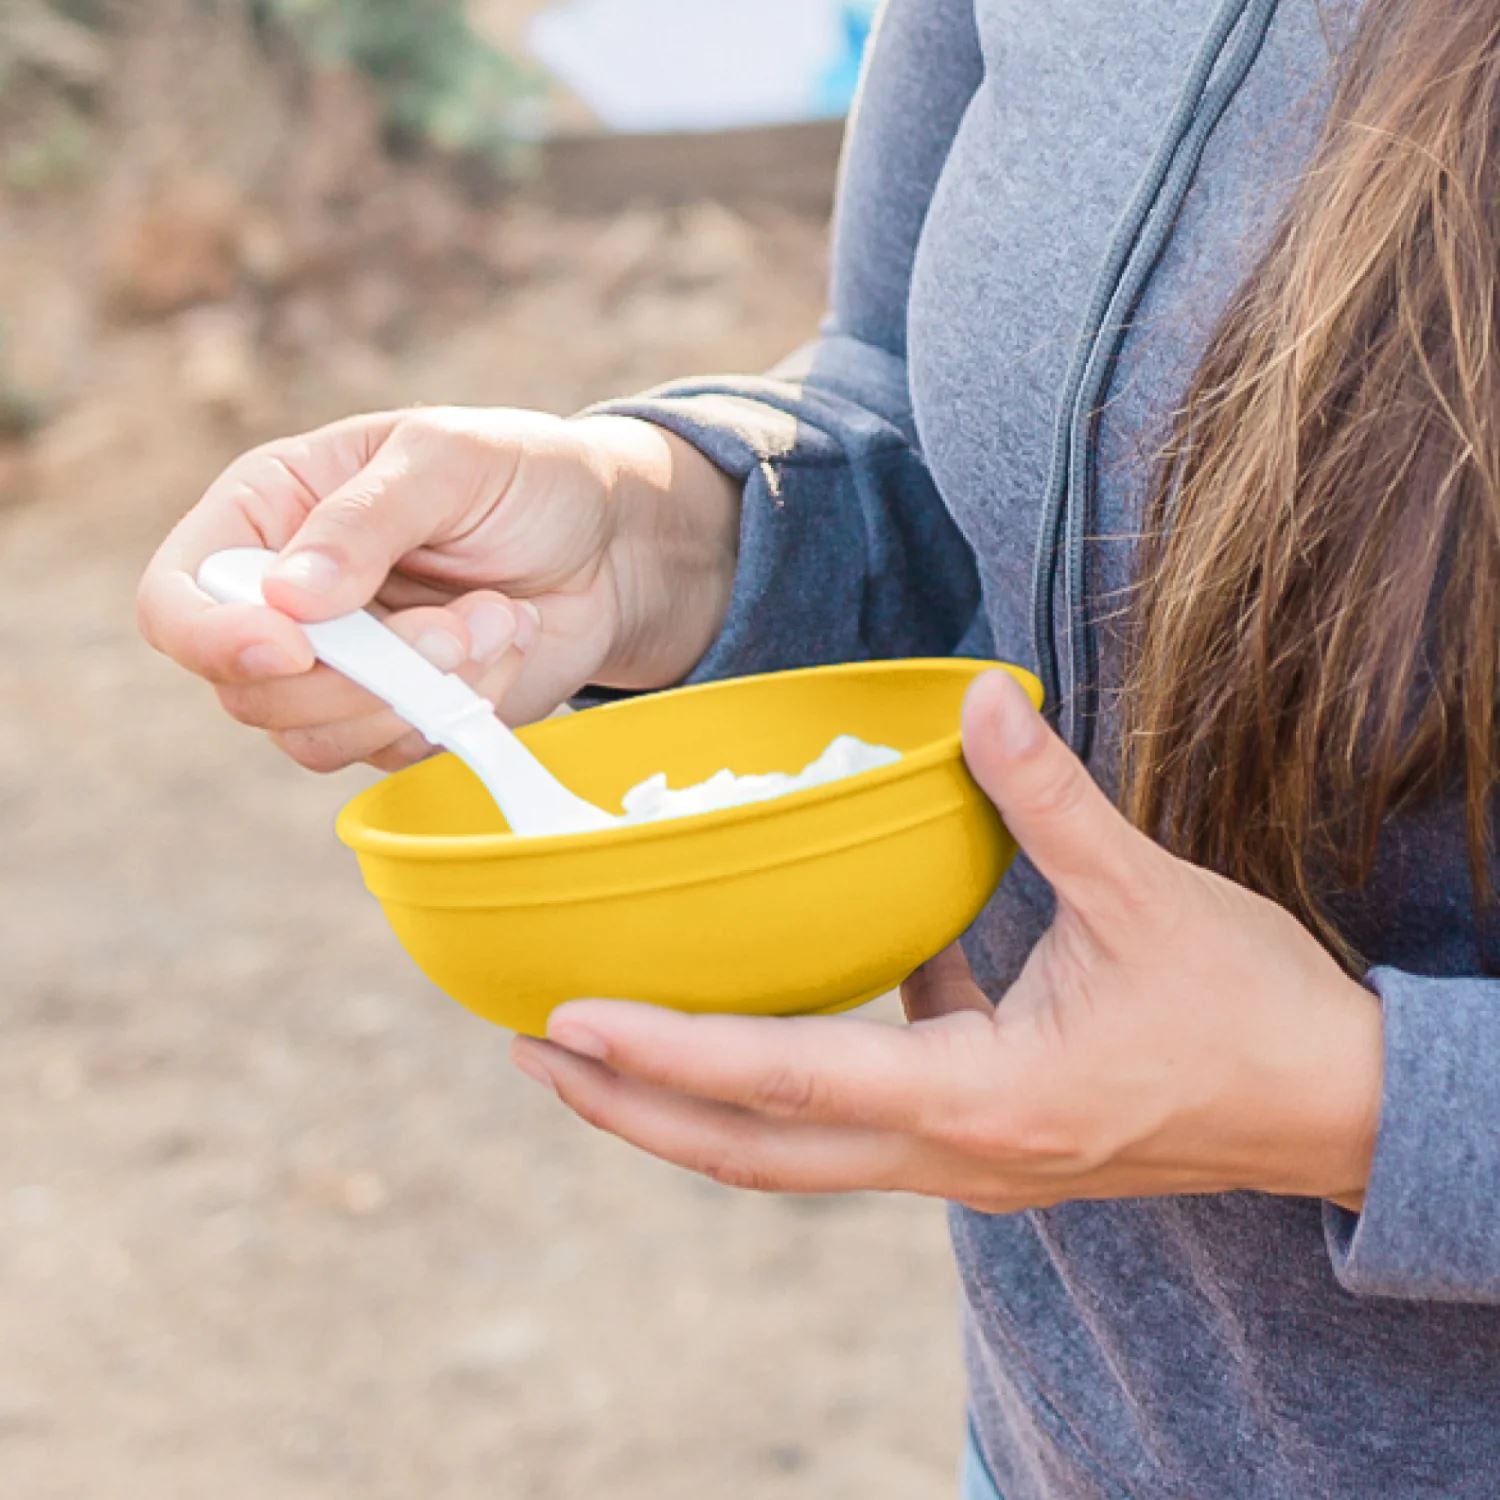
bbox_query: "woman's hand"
[511,670,1384,1214]
[137,408,739,770]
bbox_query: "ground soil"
[0,5,965,1496]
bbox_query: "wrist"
[1264,972,1383,1210]
[571,415,740,691]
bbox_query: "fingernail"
[515,600,542,653]
[467,602,517,661]
[414,630,465,672]
[270,550,341,595]
[237,643,298,677]
[992,671,1043,758]
[511,1045,557,1094]
[546,1022,608,1061]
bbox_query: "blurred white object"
[529,0,876,133]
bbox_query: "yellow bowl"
[336,658,1041,1036]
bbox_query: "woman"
[138,0,1500,1493]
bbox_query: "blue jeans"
[962,1424,1003,1499]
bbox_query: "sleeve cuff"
[574,387,876,697]
[1324,966,1500,1302]
[574,346,982,701]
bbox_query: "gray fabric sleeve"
[581,0,988,688]
[1323,966,1500,1302]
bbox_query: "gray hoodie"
[594,1,1500,1493]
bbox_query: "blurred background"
[0,2,966,1497]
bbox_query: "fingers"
[142,589,316,686]
[261,422,488,622]
[215,591,531,771]
[902,944,992,1024]
[510,1039,913,1195]
[214,592,525,727]
[139,548,315,686]
[541,1001,999,1138]
[137,414,401,682]
[961,669,1160,923]
[218,660,398,731]
[369,729,435,773]
[271,710,430,774]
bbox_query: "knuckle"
[271,728,349,774]
[367,739,429,773]
[551,1067,629,1138]
[395,408,522,487]
[698,1152,776,1194]
[313,490,384,539]
[748,1065,821,1119]
[951,1088,1076,1168]
[217,684,268,728]
[236,437,287,473]
[561,1086,614,1135]
[203,441,280,499]
[1025,758,1091,825]
[1008,1096,1109,1176]
[229,445,302,504]
[392,409,446,441]
[936,1110,1013,1159]
[392,410,468,463]
[912,1023,1001,1147]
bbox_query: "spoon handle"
[196,548,616,836]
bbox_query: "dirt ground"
[0,5,966,1497]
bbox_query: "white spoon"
[196,548,619,837]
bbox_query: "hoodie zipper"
[1030,0,1282,760]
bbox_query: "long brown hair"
[1123,0,1500,966]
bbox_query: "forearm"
[575,414,741,692]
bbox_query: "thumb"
[261,432,468,620]
[962,669,1157,921]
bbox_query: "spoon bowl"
[337,658,1041,1036]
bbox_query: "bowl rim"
[335,657,1041,862]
